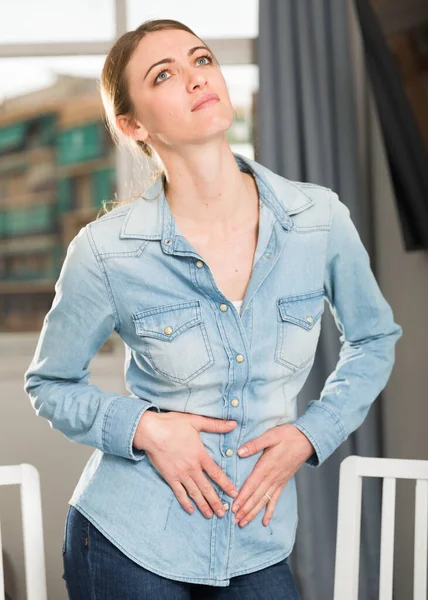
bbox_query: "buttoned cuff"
[292,400,347,468]
[102,396,160,461]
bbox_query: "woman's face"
[121,28,235,150]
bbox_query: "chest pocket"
[275,289,325,373]
[132,299,214,384]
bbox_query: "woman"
[23,18,402,599]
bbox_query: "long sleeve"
[292,190,403,467]
[23,225,160,461]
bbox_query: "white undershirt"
[231,300,244,315]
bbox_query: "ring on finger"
[236,489,274,526]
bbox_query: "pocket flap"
[133,299,202,341]
[278,290,324,330]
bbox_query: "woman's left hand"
[231,424,315,527]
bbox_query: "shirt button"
[196,260,204,268]
[220,304,228,312]
[306,316,313,323]
[235,354,245,363]
[231,399,239,407]
[222,503,230,511]
[164,326,173,335]
[164,238,173,246]
[226,449,234,456]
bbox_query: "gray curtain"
[257,1,384,598]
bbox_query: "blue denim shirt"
[23,152,402,587]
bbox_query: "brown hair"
[97,18,219,217]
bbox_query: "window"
[127,0,258,38]
[0,0,115,43]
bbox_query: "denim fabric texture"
[24,152,402,587]
[62,504,302,598]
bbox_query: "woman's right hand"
[133,410,238,519]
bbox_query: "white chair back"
[334,455,428,600]
[0,464,47,600]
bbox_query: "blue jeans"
[62,505,302,599]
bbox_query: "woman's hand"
[231,424,315,527]
[134,411,239,519]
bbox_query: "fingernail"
[232,504,239,513]
[216,509,225,517]
[230,489,238,498]
[238,447,248,455]
[240,520,248,527]
[234,517,239,525]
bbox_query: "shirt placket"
[159,183,294,582]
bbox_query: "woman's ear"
[116,114,149,143]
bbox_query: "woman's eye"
[154,54,213,85]
[154,71,170,84]
[196,54,212,66]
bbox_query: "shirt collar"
[120,151,315,240]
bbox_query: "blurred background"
[0,0,427,598]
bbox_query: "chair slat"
[379,477,396,600]
[0,518,5,600]
[333,456,363,599]
[0,464,47,600]
[414,479,428,600]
